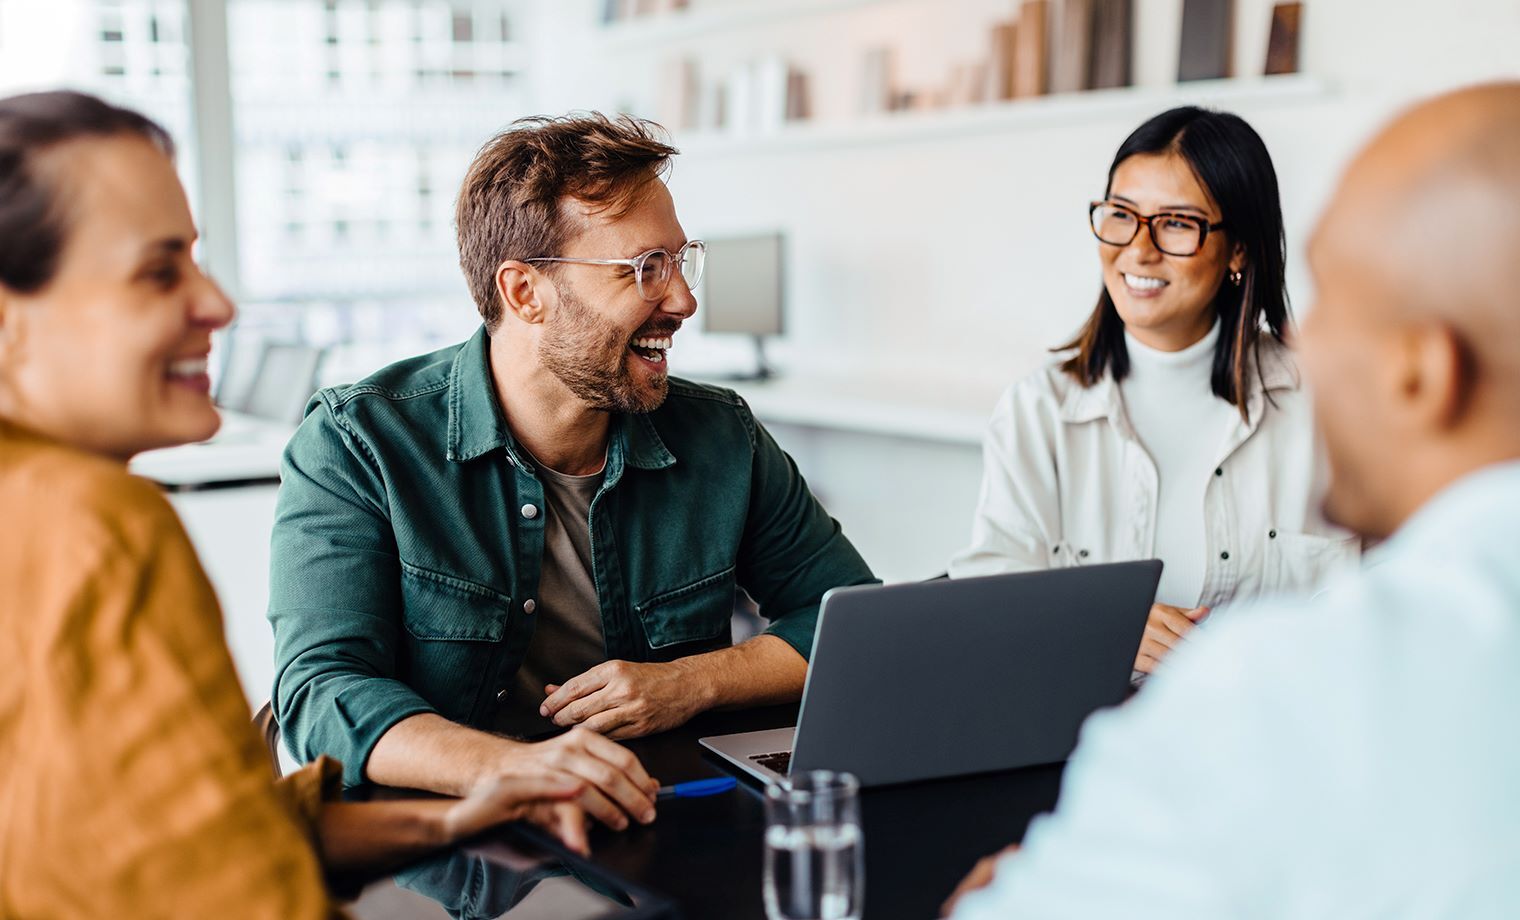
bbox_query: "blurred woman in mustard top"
[0,91,593,918]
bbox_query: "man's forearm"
[365,712,523,796]
[685,634,808,712]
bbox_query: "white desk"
[130,410,295,490]
[692,370,1002,447]
[691,371,1002,582]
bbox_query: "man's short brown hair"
[455,112,678,330]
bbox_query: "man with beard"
[268,114,875,831]
[943,82,1520,918]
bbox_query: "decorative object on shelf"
[860,46,897,115]
[1052,0,1095,94]
[1264,1,1303,75]
[1013,0,1050,98]
[1089,0,1133,89]
[714,55,803,134]
[1178,0,1234,82]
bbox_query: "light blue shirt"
[953,461,1520,919]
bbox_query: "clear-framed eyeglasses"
[1089,201,1226,257]
[525,239,706,302]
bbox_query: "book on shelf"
[1264,1,1303,75]
[1089,0,1132,90]
[786,68,812,121]
[656,56,700,131]
[1178,0,1234,82]
[1051,0,1094,94]
[1013,0,1050,98]
[986,19,1020,101]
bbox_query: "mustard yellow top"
[0,419,342,918]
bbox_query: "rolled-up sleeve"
[733,402,877,660]
[269,396,437,787]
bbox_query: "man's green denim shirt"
[269,327,876,785]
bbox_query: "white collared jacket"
[950,338,1358,608]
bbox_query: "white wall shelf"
[596,0,900,52]
[672,73,1329,157]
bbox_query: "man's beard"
[539,281,670,414]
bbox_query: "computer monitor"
[699,232,784,379]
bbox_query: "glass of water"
[763,770,864,920]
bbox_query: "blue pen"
[657,776,738,800]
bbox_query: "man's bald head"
[1301,82,1520,539]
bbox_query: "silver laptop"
[700,561,1161,787]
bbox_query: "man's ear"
[1399,322,1472,431]
[495,261,547,326]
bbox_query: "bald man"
[945,82,1520,918]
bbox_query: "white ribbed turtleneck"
[1120,321,1237,608]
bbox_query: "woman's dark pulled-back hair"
[0,90,174,294]
[1059,106,1290,419]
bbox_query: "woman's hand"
[441,774,590,855]
[317,775,588,874]
[1134,603,1210,674]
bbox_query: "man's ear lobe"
[495,261,545,325]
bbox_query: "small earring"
[1230,270,1243,286]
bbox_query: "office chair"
[252,700,284,780]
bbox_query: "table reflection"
[352,828,674,920]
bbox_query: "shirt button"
[521,503,539,520]
[496,688,510,701]
[1269,530,1277,539]
[1220,551,1231,560]
[523,598,537,615]
[1078,549,1090,559]
[1214,467,1223,477]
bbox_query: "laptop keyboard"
[750,751,792,774]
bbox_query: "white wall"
[520,0,1520,384]
[499,0,1520,581]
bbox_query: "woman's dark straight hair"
[0,90,174,294]
[1057,106,1291,420]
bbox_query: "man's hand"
[493,727,661,832]
[940,845,1020,917]
[366,714,660,836]
[1135,603,1210,674]
[541,658,713,741]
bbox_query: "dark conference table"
[355,703,1067,920]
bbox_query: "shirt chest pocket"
[633,566,736,661]
[1267,532,1360,596]
[399,564,510,719]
